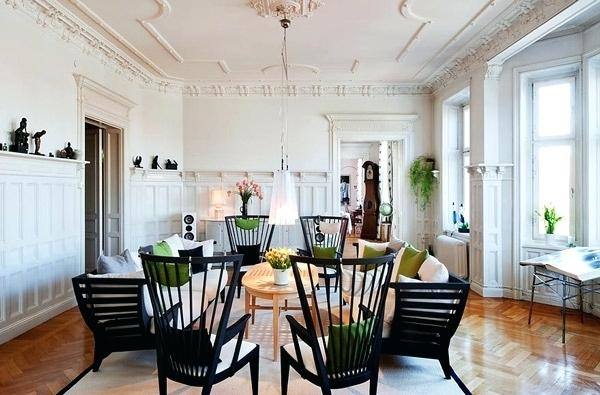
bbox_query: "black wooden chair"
[225,215,275,298]
[382,274,470,392]
[141,253,259,395]
[281,254,395,395]
[72,273,155,372]
[298,215,349,291]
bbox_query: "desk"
[520,247,600,343]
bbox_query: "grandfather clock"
[360,161,380,240]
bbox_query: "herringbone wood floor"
[1,294,599,394]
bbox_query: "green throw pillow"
[235,218,260,230]
[397,245,428,279]
[326,317,374,374]
[313,245,338,259]
[152,241,189,287]
[362,245,387,271]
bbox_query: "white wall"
[0,5,183,343]
[182,96,432,173]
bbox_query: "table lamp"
[211,189,226,219]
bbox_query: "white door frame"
[326,114,418,240]
[74,74,135,271]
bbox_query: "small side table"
[242,262,316,361]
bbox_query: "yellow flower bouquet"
[265,247,295,270]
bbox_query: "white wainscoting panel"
[0,152,85,344]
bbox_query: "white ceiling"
[58,0,518,83]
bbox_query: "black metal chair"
[298,215,349,291]
[141,253,259,395]
[281,254,395,395]
[225,215,275,298]
[72,273,155,372]
[382,274,470,392]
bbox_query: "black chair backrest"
[141,253,243,379]
[225,215,275,265]
[72,274,151,339]
[289,254,395,381]
[389,275,469,343]
[299,216,349,258]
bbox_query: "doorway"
[84,118,122,271]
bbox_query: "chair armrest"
[297,248,311,257]
[286,315,311,344]
[224,314,251,344]
[358,304,374,320]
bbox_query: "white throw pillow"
[163,234,185,256]
[388,237,407,252]
[357,239,389,258]
[418,256,450,283]
[96,251,140,274]
[181,238,215,257]
[319,221,341,235]
[390,247,406,282]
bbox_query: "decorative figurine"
[151,155,162,169]
[9,118,29,153]
[57,149,67,158]
[30,130,46,156]
[64,142,75,159]
[2,143,7,151]
[133,156,143,168]
[165,159,178,170]
[49,153,54,157]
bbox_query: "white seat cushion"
[283,336,327,375]
[215,335,257,374]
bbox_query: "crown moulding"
[5,0,579,98]
[425,0,578,92]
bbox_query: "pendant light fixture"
[268,10,299,226]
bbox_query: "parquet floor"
[1,294,599,394]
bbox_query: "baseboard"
[470,281,504,297]
[0,297,77,345]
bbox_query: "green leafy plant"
[536,205,563,235]
[408,156,437,210]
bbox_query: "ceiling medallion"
[249,0,324,19]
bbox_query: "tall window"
[461,105,470,223]
[531,75,577,239]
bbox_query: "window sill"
[521,240,570,252]
[443,230,470,243]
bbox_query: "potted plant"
[409,156,437,211]
[458,222,470,233]
[536,205,563,243]
[265,247,295,286]
[234,178,264,217]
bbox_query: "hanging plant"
[409,156,437,210]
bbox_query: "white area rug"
[66,291,465,394]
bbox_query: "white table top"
[520,247,600,282]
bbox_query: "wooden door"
[84,125,102,271]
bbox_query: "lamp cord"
[280,20,290,171]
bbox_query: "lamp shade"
[210,189,226,206]
[268,170,298,225]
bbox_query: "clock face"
[366,165,374,180]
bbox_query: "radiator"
[433,235,469,279]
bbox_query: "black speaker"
[182,212,197,241]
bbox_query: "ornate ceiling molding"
[412,0,497,79]
[396,0,431,62]
[182,83,431,97]
[248,0,324,19]
[426,0,578,92]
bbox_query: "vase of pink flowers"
[235,178,264,217]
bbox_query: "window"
[531,75,578,240]
[461,105,470,224]
[442,87,470,231]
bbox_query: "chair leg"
[439,351,452,380]
[369,368,379,395]
[158,369,167,395]
[250,348,260,395]
[334,274,339,293]
[92,343,105,372]
[281,351,290,395]
[237,281,242,299]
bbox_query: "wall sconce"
[211,189,227,219]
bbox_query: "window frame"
[528,71,580,243]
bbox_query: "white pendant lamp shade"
[268,170,298,225]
